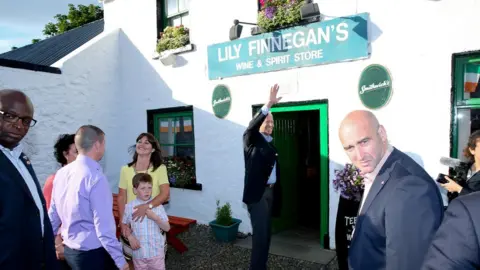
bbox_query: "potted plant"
[209,200,242,243]
[257,0,305,32]
[333,163,364,270]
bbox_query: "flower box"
[257,0,305,32]
[156,25,190,55]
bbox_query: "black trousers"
[58,259,71,270]
[64,246,117,270]
[248,187,274,270]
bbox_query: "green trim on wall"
[269,102,329,248]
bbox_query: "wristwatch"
[148,203,153,209]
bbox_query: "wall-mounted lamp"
[300,0,321,22]
[229,20,262,41]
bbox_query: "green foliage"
[257,0,304,32]
[156,25,190,54]
[31,39,41,44]
[43,4,103,37]
[215,200,233,226]
[163,156,195,187]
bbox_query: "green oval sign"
[358,64,393,109]
[212,85,232,119]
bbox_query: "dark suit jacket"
[242,109,282,217]
[348,148,444,270]
[422,192,480,270]
[460,168,480,195]
[0,150,58,270]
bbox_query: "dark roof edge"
[0,58,62,74]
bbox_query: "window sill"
[170,182,202,191]
[153,44,194,60]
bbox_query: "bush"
[156,25,190,54]
[215,200,233,226]
[257,0,304,32]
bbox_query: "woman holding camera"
[441,130,480,197]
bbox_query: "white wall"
[0,29,122,191]
[2,0,477,250]
[102,0,480,249]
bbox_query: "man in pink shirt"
[49,125,128,270]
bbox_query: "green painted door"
[253,102,329,247]
[271,112,300,234]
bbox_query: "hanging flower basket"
[257,0,305,32]
[332,163,365,202]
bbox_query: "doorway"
[251,101,329,247]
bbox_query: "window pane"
[166,0,178,16]
[159,118,175,145]
[179,0,188,12]
[169,13,189,28]
[176,145,194,157]
[175,116,194,144]
[170,16,182,27]
[161,145,175,157]
[181,13,190,28]
[463,63,480,100]
[456,108,480,158]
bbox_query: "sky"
[0,0,99,54]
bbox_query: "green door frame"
[252,100,329,247]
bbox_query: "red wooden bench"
[167,216,197,254]
[113,194,121,238]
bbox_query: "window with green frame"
[149,107,200,190]
[450,51,480,159]
[158,0,189,29]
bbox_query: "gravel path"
[165,224,338,270]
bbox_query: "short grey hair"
[75,125,105,152]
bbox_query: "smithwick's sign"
[212,85,232,119]
[212,96,231,107]
[358,64,393,109]
[359,80,391,95]
[207,13,370,80]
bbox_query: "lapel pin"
[23,155,31,165]
[381,181,385,185]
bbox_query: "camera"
[437,157,470,201]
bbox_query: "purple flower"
[265,6,276,19]
[333,163,365,202]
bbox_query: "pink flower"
[260,0,265,7]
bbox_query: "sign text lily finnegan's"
[207,13,369,80]
[217,23,349,63]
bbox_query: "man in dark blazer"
[422,191,480,269]
[0,89,58,269]
[243,84,282,270]
[338,110,444,270]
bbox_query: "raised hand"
[268,84,282,108]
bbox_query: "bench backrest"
[112,193,120,238]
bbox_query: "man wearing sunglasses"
[0,89,58,269]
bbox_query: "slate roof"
[0,19,104,67]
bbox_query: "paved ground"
[165,224,339,270]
